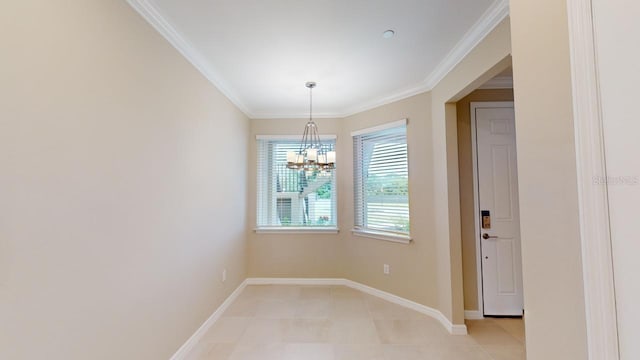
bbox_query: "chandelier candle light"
[286,82,336,171]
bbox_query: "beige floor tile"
[184,341,214,360]
[374,319,433,345]
[200,317,251,343]
[300,286,333,301]
[185,342,236,360]
[222,298,259,317]
[425,332,480,347]
[242,285,301,301]
[227,343,285,360]
[237,318,287,344]
[482,344,527,360]
[254,299,297,319]
[421,344,494,360]
[201,343,237,360]
[467,322,522,346]
[331,286,364,300]
[334,344,384,360]
[382,344,493,360]
[491,318,526,342]
[330,298,370,319]
[283,318,332,343]
[381,345,427,360]
[404,316,444,336]
[365,296,416,320]
[282,343,335,360]
[328,318,381,344]
[416,319,479,348]
[294,299,332,319]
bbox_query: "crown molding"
[250,112,348,120]
[126,0,254,118]
[422,0,510,89]
[335,82,435,119]
[127,0,509,120]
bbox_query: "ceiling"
[128,0,509,118]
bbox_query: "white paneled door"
[473,102,524,316]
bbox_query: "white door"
[473,102,524,316]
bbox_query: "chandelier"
[286,82,336,171]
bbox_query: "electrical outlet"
[222,269,227,282]
[383,264,390,275]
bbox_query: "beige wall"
[247,118,346,278]
[509,0,588,358]
[431,19,512,324]
[0,1,249,359]
[456,89,514,311]
[342,93,438,308]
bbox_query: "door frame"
[470,101,518,318]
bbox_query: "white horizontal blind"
[353,124,409,235]
[257,138,336,228]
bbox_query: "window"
[353,120,410,241]
[256,136,337,231]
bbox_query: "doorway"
[471,101,524,317]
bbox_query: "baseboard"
[464,310,485,320]
[170,280,248,360]
[245,277,467,335]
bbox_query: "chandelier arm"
[299,122,309,155]
[314,125,322,153]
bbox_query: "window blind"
[256,137,337,229]
[353,123,409,236]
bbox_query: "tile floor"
[186,285,526,360]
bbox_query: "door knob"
[482,233,498,239]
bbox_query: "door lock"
[481,210,491,229]
[482,233,498,240]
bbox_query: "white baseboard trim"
[245,277,467,335]
[464,310,485,320]
[170,280,248,360]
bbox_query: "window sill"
[254,227,339,234]
[351,229,412,244]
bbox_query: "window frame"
[351,120,412,244]
[255,135,339,233]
